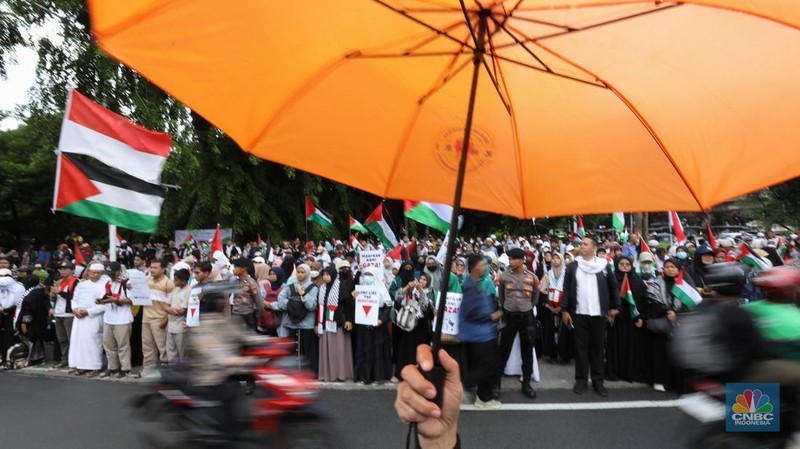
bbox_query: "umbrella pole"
[427,12,488,391]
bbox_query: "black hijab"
[399,261,415,286]
[280,255,296,280]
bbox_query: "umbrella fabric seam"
[532,39,705,211]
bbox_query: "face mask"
[641,264,654,274]
[310,270,320,278]
[676,252,688,260]
[427,264,438,271]
[363,275,375,285]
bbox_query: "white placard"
[186,287,201,327]
[126,270,152,306]
[72,281,99,309]
[433,292,462,336]
[359,250,383,270]
[355,285,380,326]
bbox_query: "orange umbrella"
[87,0,800,381]
[88,1,800,218]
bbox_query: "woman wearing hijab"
[317,266,354,382]
[271,264,319,374]
[686,244,716,289]
[280,255,296,282]
[606,256,648,383]
[17,275,51,366]
[389,261,416,379]
[391,266,433,381]
[352,267,392,384]
[643,257,695,392]
[714,248,729,264]
[538,252,566,363]
[258,267,285,337]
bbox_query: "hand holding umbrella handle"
[421,364,446,408]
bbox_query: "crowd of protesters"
[0,230,798,404]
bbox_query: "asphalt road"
[0,372,694,449]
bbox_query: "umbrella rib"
[491,16,552,73]
[494,2,682,49]
[508,14,574,31]
[491,54,606,88]
[353,51,471,58]
[370,0,475,50]
[489,40,528,218]
[458,0,480,48]
[533,40,705,210]
[536,2,683,41]
[484,31,511,112]
[401,20,465,55]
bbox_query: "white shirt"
[104,280,133,325]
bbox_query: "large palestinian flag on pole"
[59,89,171,184]
[53,153,165,233]
[53,89,171,233]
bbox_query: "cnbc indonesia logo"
[726,384,780,432]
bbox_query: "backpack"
[668,306,738,375]
[393,301,419,332]
[5,343,28,370]
[286,289,309,324]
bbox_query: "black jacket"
[562,260,620,317]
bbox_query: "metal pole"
[431,13,488,361]
[108,224,117,262]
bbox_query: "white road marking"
[462,399,685,411]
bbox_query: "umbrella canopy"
[88,0,800,218]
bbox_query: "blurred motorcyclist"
[675,264,800,447]
[186,282,256,436]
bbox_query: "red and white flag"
[58,89,171,184]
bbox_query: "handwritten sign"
[359,250,383,270]
[433,292,462,336]
[355,285,380,326]
[186,286,201,327]
[126,270,152,306]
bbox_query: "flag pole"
[109,224,117,262]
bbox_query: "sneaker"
[117,371,129,379]
[653,383,666,392]
[98,371,115,379]
[131,371,142,379]
[474,398,502,410]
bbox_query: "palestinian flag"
[349,216,367,233]
[668,211,686,244]
[59,89,171,184]
[350,234,360,252]
[620,275,640,319]
[182,235,194,247]
[737,244,772,272]
[612,212,625,232]
[53,153,164,233]
[671,271,702,310]
[577,216,586,238]
[73,242,86,266]
[706,222,717,248]
[365,203,398,248]
[115,233,124,246]
[305,197,333,229]
[257,234,266,250]
[210,224,223,256]
[640,236,653,256]
[404,201,454,234]
[388,244,404,261]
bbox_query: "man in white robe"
[69,263,106,377]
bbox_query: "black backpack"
[286,288,309,323]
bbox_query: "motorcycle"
[679,377,795,449]
[132,335,331,449]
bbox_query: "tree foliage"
[2,0,797,250]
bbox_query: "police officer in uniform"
[498,247,538,399]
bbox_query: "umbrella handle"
[421,364,446,408]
